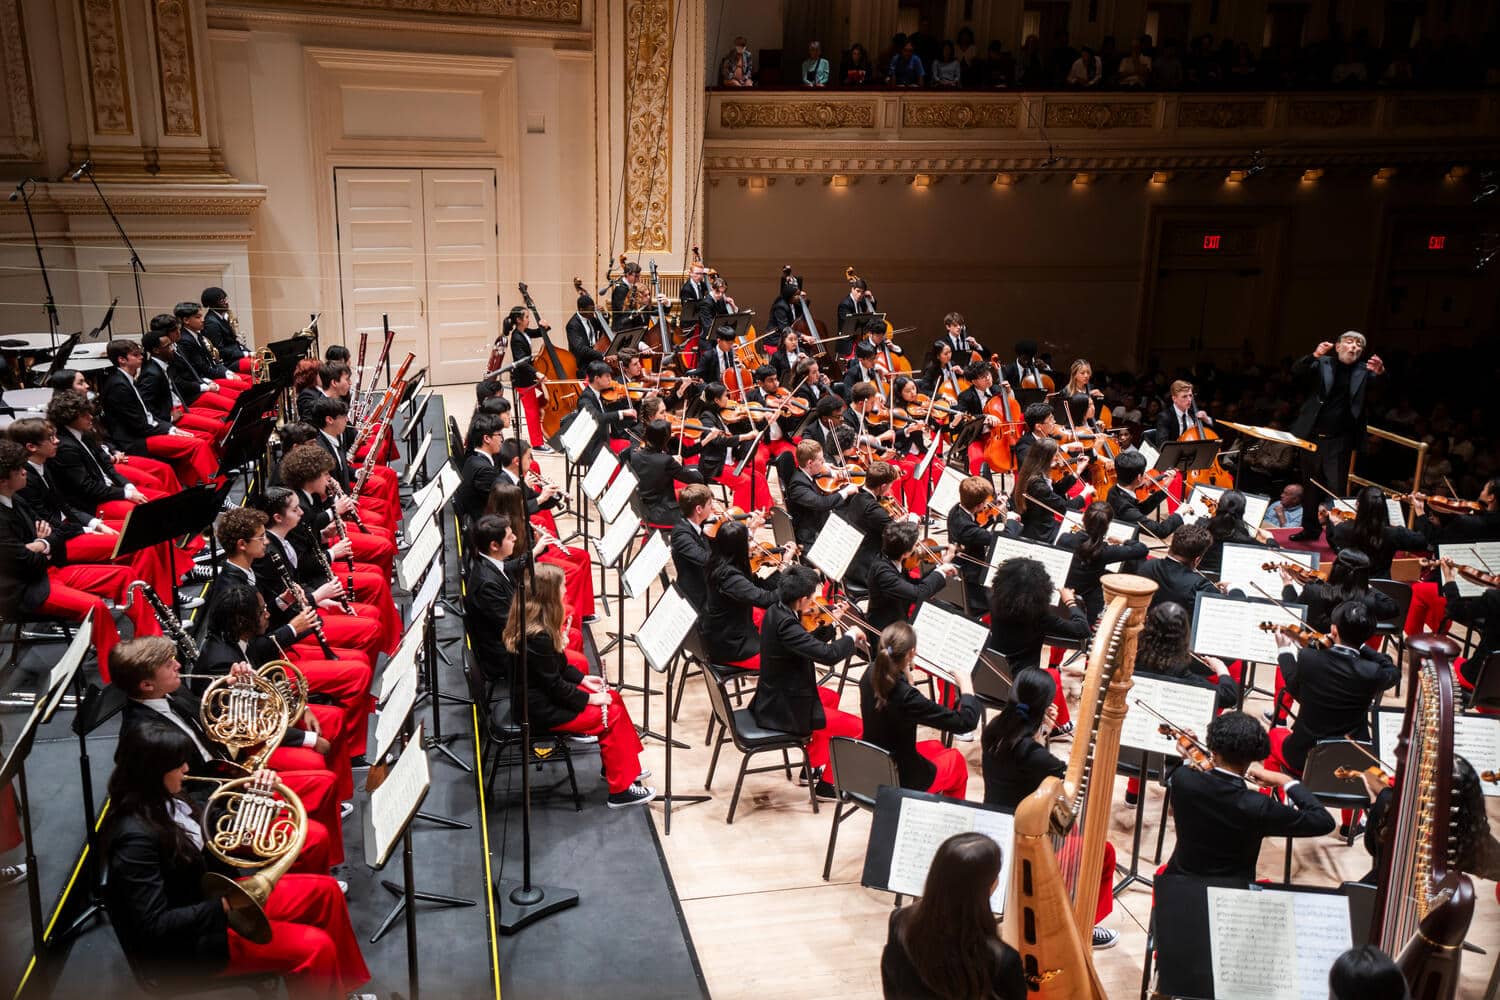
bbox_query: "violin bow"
[1341,733,1397,776]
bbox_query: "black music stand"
[416,558,473,774]
[266,334,314,362]
[56,676,128,944]
[1155,439,1221,485]
[608,325,649,356]
[112,485,223,619]
[360,726,432,1000]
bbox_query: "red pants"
[288,656,374,778]
[518,385,545,448]
[894,454,944,517]
[1406,580,1444,636]
[341,570,401,653]
[724,654,761,670]
[261,763,344,865]
[809,686,863,776]
[1057,835,1116,925]
[350,463,399,510]
[540,544,595,623]
[966,441,988,476]
[177,410,227,436]
[345,527,396,579]
[223,874,370,1000]
[552,687,644,793]
[115,455,180,493]
[1044,665,1071,727]
[62,530,177,610]
[918,739,969,798]
[1265,726,1298,777]
[34,563,139,682]
[717,455,773,513]
[143,432,218,485]
[0,782,20,852]
[312,610,384,663]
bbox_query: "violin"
[1396,492,1487,516]
[1334,765,1393,787]
[1258,621,1332,649]
[664,415,717,441]
[1157,723,1214,772]
[900,538,946,574]
[853,442,899,466]
[1323,505,1356,524]
[974,497,1007,527]
[799,594,847,632]
[750,539,794,574]
[703,506,754,537]
[764,386,809,418]
[814,464,866,493]
[718,398,776,425]
[1418,557,1500,589]
[1482,770,1498,784]
[600,380,651,403]
[878,493,908,519]
[1263,560,1321,585]
[1132,469,1177,503]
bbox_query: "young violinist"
[841,460,903,589]
[749,565,867,798]
[1434,557,1499,688]
[842,340,883,394]
[696,382,774,513]
[1106,450,1184,539]
[947,475,1016,619]
[860,622,979,798]
[792,357,834,409]
[744,365,800,459]
[1056,502,1149,620]
[1161,710,1335,882]
[696,326,747,388]
[916,340,959,399]
[1428,475,1499,544]
[505,563,655,809]
[669,484,718,612]
[1134,523,1239,615]
[1008,401,1061,472]
[801,394,848,461]
[1011,439,1086,542]
[1134,602,1239,710]
[769,329,806,383]
[629,418,708,529]
[577,360,638,460]
[987,558,1089,735]
[1275,548,1396,634]
[1326,485,1433,579]
[1200,489,1278,575]
[101,725,373,1000]
[980,667,1117,949]
[884,375,945,516]
[783,440,859,550]
[866,522,960,633]
[703,519,794,670]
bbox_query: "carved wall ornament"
[623,0,671,252]
[1391,97,1480,129]
[1176,99,1267,129]
[1043,101,1154,130]
[79,0,134,135]
[720,101,876,130]
[0,0,42,160]
[1288,99,1373,129]
[901,101,1018,130]
[152,0,202,136]
[221,0,581,22]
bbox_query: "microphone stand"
[12,180,61,354]
[76,163,148,335]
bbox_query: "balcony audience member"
[721,36,754,87]
[840,43,874,86]
[888,40,925,87]
[801,41,830,87]
[1116,37,1153,86]
[956,27,980,85]
[983,40,1013,87]
[1067,45,1103,87]
[931,41,962,86]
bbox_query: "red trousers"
[345,527,396,579]
[0,781,20,852]
[518,385,545,448]
[540,544,595,623]
[717,453,773,513]
[343,569,401,652]
[809,686,863,776]
[552,687,644,793]
[351,463,399,510]
[34,563,144,682]
[1406,580,1445,636]
[287,655,375,780]
[309,609,384,663]
[1044,665,1071,728]
[263,762,344,866]
[918,740,969,799]
[1057,835,1116,925]
[222,874,370,1000]
[62,530,176,609]
[894,454,944,517]
[143,432,218,485]
[115,455,180,493]
[176,410,227,437]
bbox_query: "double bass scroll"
[523,281,581,441]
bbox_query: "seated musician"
[955,364,1013,476]
[695,383,773,513]
[454,412,505,528]
[948,475,1015,620]
[480,481,592,631]
[1057,502,1148,620]
[670,485,718,612]
[577,361,637,459]
[564,294,610,371]
[1326,485,1434,580]
[845,381,895,448]
[841,460,902,590]
[1268,601,1399,777]
[46,389,168,518]
[1011,440,1087,542]
[1200,490,1278,575]
[1134,523,1236,613]
[842,341,883,395]
[767,274,800,332]
[703,520,794,670]
[783,440,858,551]
[304,398,399,525]
[998,339,1052,390]
[696,278,734,335]
[792,357,836,410]
[980,667,1118,949]
[1275,549,1396,634]
[888,375,943,516]
[1162,710,1334,881]
[109,637,348,866]
[199,286,251,374]
[768,329,806,382]
[866,522,959,633]
[800,394,846,460]
[101,725,372,999]
[1134,602,1239,710]
[1431,475,1500,544]
[1106,450,1184,539]
[1358,753,1500,885]
[278,444,396,580]
[860,622,978,799]
[629,418,707,530]
[988,557,1089,736]
[750,566,867,799]
[936,311,984,362]
[173,301,251,396]
[1009,401,1060,472]
[1154,378,1213,447]
[1328,947,1412,1000]
[744,365,799,459]
[467,514,588,678]
[296,361,348,424]
[0,439,134,680]
[505,563,656,808]
[144,315,237,418]
[1434,557,1498,688]
[98,339,219,486]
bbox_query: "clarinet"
[265,546,339,659]
[327,478,368,532]
[309,532,356,616]
[127,581,199,666]
[326,514,358,603]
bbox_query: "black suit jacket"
[784,468,845,550]
[704,561,779,663]
[840,489,893,589]
[670,521,712,611]
[165,353,210,405]
[696,295,731,334]
[1435,509,1500,545]
[1288,353,1377,445]
[630,449,702,527]
[678,279,706,316]
[1326,520,1434,579]
[137,360,178,422]
[521,633,589,731]
[866,559,950,633]
[455,451,499,526]
[296,387,324,424]
[104,813,229,976]
[565,314,608,369]
[20,463,93,543]
[0,495,53,616]
[1154,404,1209,447]
[464,557,515,682]
[202,309,244,364]
[1279,644,1399,773]
[52,430,130,510]
[1280,581,1397,634]
[100,367,172,455]
[311,433,354,491]
[1164,767,1334,881]
[750,602,856,737]
[176,328,227,380]
[1133,556,1239,615]
[1106,485,1183,540]
[695,345,744,387]
[1056,532,1149,620]
[859,674,979,790]
[947,504,1002,617]
[835,294,876,328]
[988,604,1090,672]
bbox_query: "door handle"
[419,298,425,318]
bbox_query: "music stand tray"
[111,484,223,560]
[1215,419,1319,454]
[1155,439,1221,477]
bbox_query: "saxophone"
[127,581,199,665]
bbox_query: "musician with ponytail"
[1056,501,1148,619]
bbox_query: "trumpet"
[193,770,306,944]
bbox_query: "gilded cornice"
[1043,101,1155,129]
[207,0,582,33]
[152,0,203,137]
[13,182,268,216]
[721,101,876,130]
[1176,98,1267,129]
[901,100,1017,129]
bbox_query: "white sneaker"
[340,801,354,819]
[0,863,27,888]
[953,729,976,743]
[337,880,349,896]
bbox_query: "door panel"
[335,168,427,382]
[422,170,498,386]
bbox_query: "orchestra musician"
[469,513,588,675]
[1274,549,1396,634]
[697,277,735,333]
[481,480,594,631]
[303,399,399,530]
[505,563,656,809]
[678,262,709,315]
[199,286,251,372]
[865,522,959,633]
[173,302,251,397]
[703,519,792,671]
[997,339,1051,390]
[935,311,984,362]
[749,565,867,799]
[840,461,902,590]
[98,339,219,486]
[800,395,847,460]
[1011,439,1087,541]
[608,259,645,328]
[1326,485,1433,579]
[669,485,717,612]
[278,445,397,582]
[1199,490,1278,575]
[947,476,1013,619]
[791,357,835,410]
[455,412,506,529]
[1133,523,1240,615]
[143,317,238,419]
[498,305,552,452]
[629,418,708,529]
[987,558,1088,735]
[696,327,747,388]
[1154,379,1213,446]
[952,362,1009,476]
[1056,502,1149,620]
[296,362,348,425]
[835,276,877,326]
[1133,602,1239,711]
[744,365,800,459]
[135,329,226,442]
[887,375,944,516]
[1008,401,1061,472]
[1288,332,1385,542]
[842,341,883,394]
[565,294,612,371]
[1106,451,1183,538]
[783,440,859,550]
[696,383,774,513]
[1433,557,1497,689]
[46,389,174,519]
[577,361,638,460]
[860,622,979,799]
[769,329,808,383]
[768,273,801,331]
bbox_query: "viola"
[878,493,907,519]
[1263,560,1321,585]
[1418,557,1500,589]
[750,540,793,574]
[974,497,1006,527]
[703,506,754,537]
[1157,723,1213,772]
[900,538,946,574]
[1396,492,1486,516]
[764,387,809,418]
[814,464,866,493]
[1258,621,1332,649]
[799,594,846,632]
[664,415,716,441]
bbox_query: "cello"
[521,281,581,440]
[1178,415,1234,490]
[981,378,1024,474]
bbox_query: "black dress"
[981,723,1066,811]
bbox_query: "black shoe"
[813,779,839,800]
[1289,528,1320,542]
[607,783,657,808]
[185,564,214,583]
[1124,789,1139,807]
[1338,820,1366,839]
[798,765,824,787]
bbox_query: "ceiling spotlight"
[1374,167,1398,182]
[1150,171,1173,185]
[747,175,767,190]
[1072,172,1095,186]
[993,172,1016,187]
[912,174,932,189]
[830,174,849,188]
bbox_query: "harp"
[1372,634,1474,1000]
[1003,574,1156,999]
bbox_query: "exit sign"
[1428,234,1446,250]
[1203,234,1222,250]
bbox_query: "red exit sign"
[1428,234,1446,250]
[1203,234,1222,250]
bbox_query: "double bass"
[521,282,580,440]
[784,265,842,380]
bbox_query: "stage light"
[1374,167,1398,182]
[993,172,1015,187]
[1150,171,1172,185]
[1072,172,1095,186]
[830,174,849,188]
[1225,169,1248,184]
[911,173,932,189]
[747,175,767,190]
[1301,168,1323,183]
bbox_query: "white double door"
[335,168,498,386]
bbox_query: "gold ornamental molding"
[152,0,203,137]
[720,100,876,130]
[1287,99,1374,129]
[29,183,267,216]
[1176,99,1267,129]
[0,0,42,161]
[623,0,671,253]
[1043,101,1155,130]
[79,0,134,135]
[1391,97,1481,128]
[213,0,579,21]
[901,100,1018,130]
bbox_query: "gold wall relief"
[1391,97,1480,129]
[623,0,671,253]
[224,0,582,25]
[1175,99,1267,129]
[1287,99,1374,129]
[719,101,876,130]
[0,0,42,160]
[901,101,1018,129]
[152,0,202,136]
[79,0,134,135]
[1043,101,1154,130]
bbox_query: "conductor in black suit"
[1162,711,1335,882]
[1287,332,1385,541]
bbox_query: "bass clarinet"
[127,581,199,665]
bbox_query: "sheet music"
[888,797,1015,914]
[1207,887,1298,1000]
[1378,709,1500,798]
[598,466,638,525]
[913,430,943,481]
[373,664,417,761]
[40,616,94,721]
[1330,497,1402,526]
[398,518,443,591]
[910,602,989,685]
[1439,542,1500,597]
[1191,484,1271,530]
[1054,510,1136,546]
[984,534,1074,592]
[402,431,433,486]
[1135,441,1160,469]
[1121,675,1220,755]
[805,513,863,583]
[369,722,431,867]
[1191,593,1307,664]
[559,409,599,462]
[1251,426,1311,447]
[927,465,966,520]
[410,462,443,510]
[377,619,425,704]
[595,511,641,569]
[408,553,444,625]
[581,452,618,501]
[635,585,698,674]
[623,530,671,599]
[1218,543,1317,600]
[1291,892,1354,999]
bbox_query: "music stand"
[266,334,314,362]
[1155,439,1221,486]
[861,787,1015,912]
[634,585,711,833]
[607,324,649,356]
[361,724,432,1000]
[42,333,83,380]
[112,485,223,619]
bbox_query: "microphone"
[68,160,92,181]
[485,358,524,378]
[8,177,35,202]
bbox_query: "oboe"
[127,581,199,665]
[265,546,338,659]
